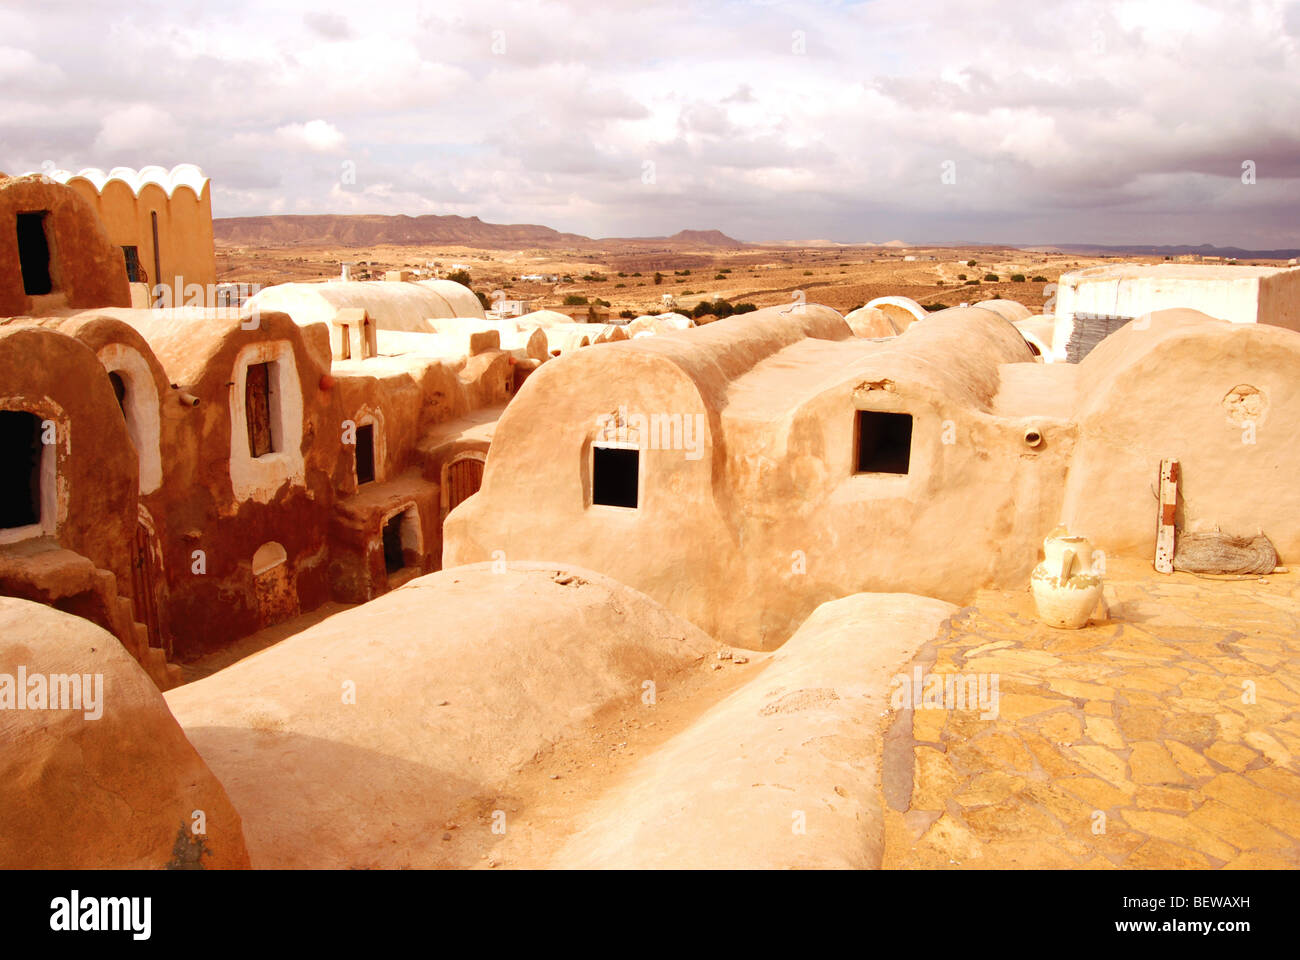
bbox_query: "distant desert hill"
[1019,241,1300,260]
[213,214,744,250]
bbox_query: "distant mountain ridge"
[1017,242,1300,260]
[214,214,745,249]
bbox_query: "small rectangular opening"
[245,362,275,458]
[121,245,143,284]
[0,411,43,529]
[339,324,352,360]
[855,411,912,475]
[355,423,375,484]
[108,371,128,413]
[592,445,639,508]
[382,513,405,574]
[17,212,53,296]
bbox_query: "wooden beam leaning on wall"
[1155,458,1179,574]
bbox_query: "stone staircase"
[0,538,181,691]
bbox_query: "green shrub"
[733,302,758,314]
[1011,273,1026,282]
[563,294,588,305]
[966,259,977,267]
[447,269,472,286]
[984,273,999,282]
[964,279,980,286]
[1031,275,1048,283]
[653,272,664,285]
[957,274,967,281]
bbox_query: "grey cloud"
[304,12,354,40]
[0,0,1295,246]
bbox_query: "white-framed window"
[97,344,162,494]
[229,341,304,502]
[0,408,57,544]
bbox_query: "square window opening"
[17,212,53,296]
[0,411,43,529]
[855,411,912,475]
[592,445,639,508]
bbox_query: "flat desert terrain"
[216,241,1187,318]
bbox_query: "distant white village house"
[1048,262,1300,362]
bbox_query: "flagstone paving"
[881,558,1300,868]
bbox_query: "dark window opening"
[855,411,912,475]
[16,212,53,296]
[339,325,352,360]
[0,411,43,529]
[108,371,128,413]
[245,362,274,458]
[382,513,405,573]
[592,445,638,508]
[122,246,143,284]
[150,211,161,303]
[355,423,375,484]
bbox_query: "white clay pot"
[1043,534,1094,580]
[1031,566,1103,629]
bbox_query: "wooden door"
[130,517,163,653]
[246,362,272,457]
[444,456,484,518]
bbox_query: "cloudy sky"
[3,0,1298,246]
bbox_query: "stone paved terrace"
[881,558,1300,869]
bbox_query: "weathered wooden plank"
[1155,458,1178,573]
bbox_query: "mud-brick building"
[0,174,131,317]
[326,343,517,603]
[43,165,217,308]
[0,319,175,687]
[77,307,344,656]
[444,303,1300,651]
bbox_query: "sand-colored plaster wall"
[1062,309,1300,559]
[444,306,1064,650]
